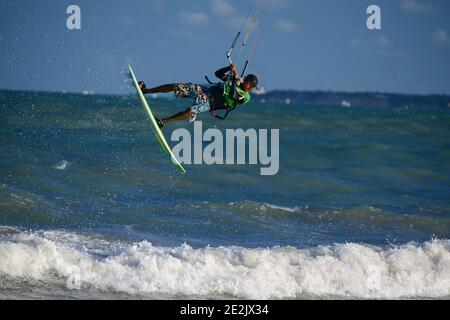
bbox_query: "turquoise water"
[0,90,449,299]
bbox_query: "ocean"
[0,89,449,299]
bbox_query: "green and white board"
[128,65,186,174]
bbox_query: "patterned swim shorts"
[174,83,211,117]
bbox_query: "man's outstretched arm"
[215,65,233,81]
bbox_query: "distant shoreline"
[253,90,450,109]
[1,88,449,109]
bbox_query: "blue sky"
[1,0,449,94]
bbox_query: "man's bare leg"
[161,109,192,125]
[137,82,192,128]
[139,82,176,95]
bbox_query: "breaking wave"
[0,227,449,299]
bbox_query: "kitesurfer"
[138,63,258,128]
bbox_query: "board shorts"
[174,83,211,120]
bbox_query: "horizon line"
[1,87,449,98]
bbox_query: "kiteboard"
[128,65,186,174]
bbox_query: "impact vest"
[223,82,251,109]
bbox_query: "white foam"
[261,203,299,213]
[229,201,300,213]
[0,229,449,299]
[54,160,69,170]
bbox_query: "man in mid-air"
[138,64,258,128]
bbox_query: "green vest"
[223,82,251,109]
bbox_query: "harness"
[204,76,250,120]
[212,104,238,120]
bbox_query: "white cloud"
[432,29,450,47]
[401,0,435,13]
[180,12,209,28]
[350,36,391,49]
[376,35,391,48]
[274,19,298,33]
[350,37,403,58]
[211,0,235,16]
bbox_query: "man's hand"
[230,63,239,79]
